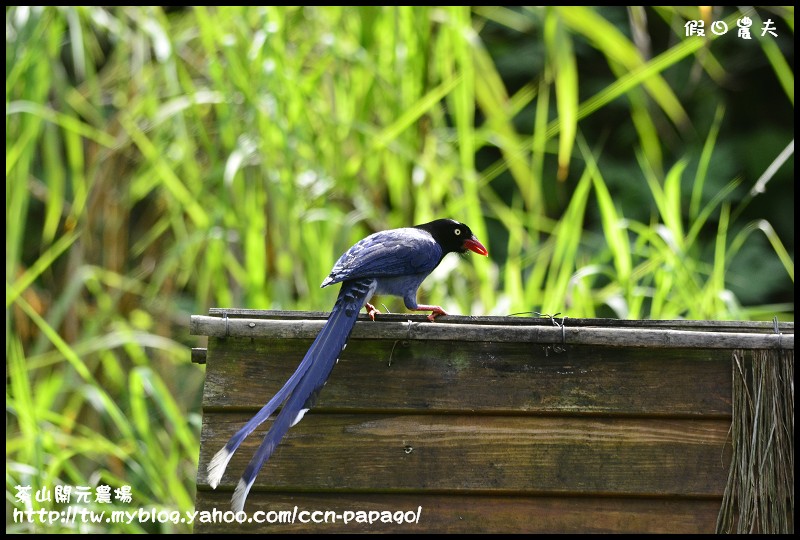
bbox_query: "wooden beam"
[190,315,793,349]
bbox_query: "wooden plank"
[192,311,769,533]
[194,491,723,533]
[203,309,794,334]
[202,338,732,415]
[198,414,731,496]
[190,315,793,349]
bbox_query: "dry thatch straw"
[717,348,794,533]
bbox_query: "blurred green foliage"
[6,6,793,532]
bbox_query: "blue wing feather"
[321,228,442,287]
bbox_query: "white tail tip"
[290,408,309,427]
[231,477,254,513]
[207,446,233,489]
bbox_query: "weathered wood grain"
[198,413,730,496]
[202,338,732,415]
[191,314,793,349]
[203,308,793,334]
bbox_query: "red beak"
[463,236,488,256]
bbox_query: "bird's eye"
[454,229,461,236]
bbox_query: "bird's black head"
[414,219,489,256]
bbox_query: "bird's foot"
[365,303,381,321]
[414,304,448,322]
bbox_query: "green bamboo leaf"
[545,9,578,181]
[584,150,632,284]
[557,6,689,128]
[375,76,462,149]
[6,101,117,154]
[118,113,210,229]
[6,230,81,307]
[691,104,725,219]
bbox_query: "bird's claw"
[365,303,381,321]
[426,306,448,322]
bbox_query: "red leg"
[413,304,448,322]
[364,302,381,321]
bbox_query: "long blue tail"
[208,278,375,512]
[206,347,318,489]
